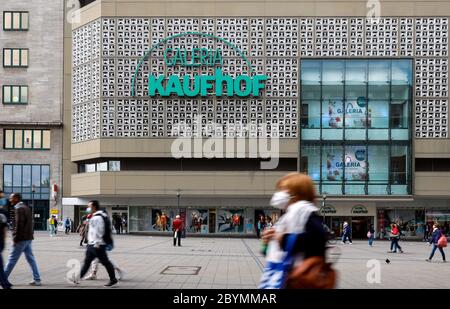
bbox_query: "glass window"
[13,165,22,187]
[14,130,23,148]
[300,145,320,181]
[322,60,344,99]
[3,49,11,66]
[20,86,28,103]
[12,49,20,66]
[3,12,28,30]
[3,48,28,67]
[22,165,31,187]
[86,164,96,173]
[109,161,121,171]
[344,145,367,182]
[344,99,367,128]
[32,165,41,187]
[41,165,50,187]
[345,60,367,100]
[4,130,14,148]
[3,165,13,187]
[12,86,20,103]
[3,86,11,103]
[368,61,390,100]
[391,145,408,185]
[301,60,321,100]
[23,130,32,149]
[33,130,42,149]
[368,145,389,183]
[97,162,108,171]
[21,49,28,66]
[322,145,344,182]
[42,130,51,149]
[322,99,343,129]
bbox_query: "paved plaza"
[2,232,450,289]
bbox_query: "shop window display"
[187,209,209,233]
[217,209,244,233]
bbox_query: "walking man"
[70,200,118,287]
[426,224,446,262]
[341,221,353,244]
[172,215,183,247]
[64,217,71,234]
[0,204,11,289]
[4,193,41,286]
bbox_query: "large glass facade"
[300,59,412,195]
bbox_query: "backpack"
[95,213,114,249]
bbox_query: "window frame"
[3,129,51,150]
[2,164,51,200]
[3,11,29,31]
[3,48,29,67]
[2,85,28,104]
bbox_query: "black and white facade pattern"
[72,17,449,142]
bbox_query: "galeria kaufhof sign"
[131,32,268,97]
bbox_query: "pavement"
[2,232,449,289]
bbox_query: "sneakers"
[29,280,42,286]
[84,273,97,280]
[426,259,431,262]
[115,268,123,281]
[104,279,119,287]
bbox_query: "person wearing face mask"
[259,173,335,289]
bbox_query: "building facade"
[0,0,64,230]
[64,0,450,238]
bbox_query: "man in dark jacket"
[0,204,11,289]
[3,193,41,286]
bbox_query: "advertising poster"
[187,209,209,233]
[323,97,372,128]
[325,146,367,181]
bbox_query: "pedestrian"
[48,216,56,237]
[426,224,446,263]
[423,223,430,242]
[69,200,118,287]
[389,223,404,253]
[76,215,88,247]
[259,173,335,289]
[256,215,265,238]
[367,224,375,247]
[4,193,41,286]
[53,216,58,235]
[114,215,122,235]
[341,221,352,244]
[64,217,71,234]
[0,203,12,289]
[172,215,183,247]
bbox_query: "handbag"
[367,231,372,238]
[438,234,448,248]
[286,256,336,289]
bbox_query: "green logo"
[131,32,268,97]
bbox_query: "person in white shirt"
[69,200,118,287]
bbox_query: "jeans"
[369,236,374,246]
[173,230,181,246]
[80,245,116,281]
[342,233,352,243]
[0,241,12,288]
[4,240,41,282]
[49,225,55,236]
[429,243,446,261]
[390,238,402,252]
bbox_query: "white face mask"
[86,207,92,213]
[270,191,292,210]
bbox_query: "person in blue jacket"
[426,224,446,263]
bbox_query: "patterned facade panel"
[72,17,450,142]
[315,18,349,56]
[365,17,399,56]
[415,99,448,138]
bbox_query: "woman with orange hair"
[259,173,335,289]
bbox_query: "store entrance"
[351,216,374,239]
[209,210,216,233]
